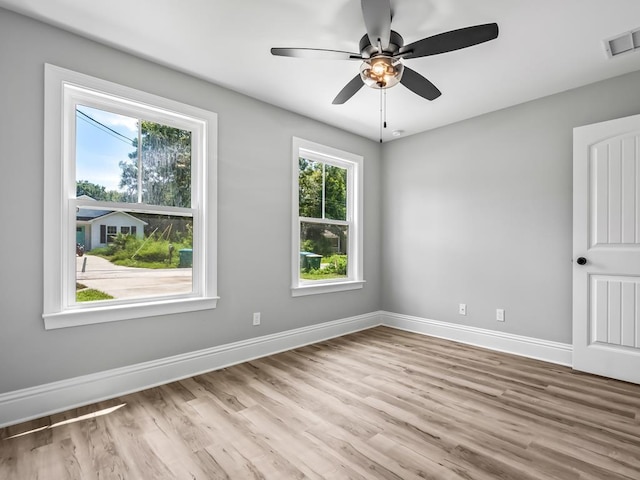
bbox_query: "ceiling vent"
[604,28,640,58]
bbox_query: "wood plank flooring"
[1,326,640,479]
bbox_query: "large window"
[43,64,218,329]
[292,137,364,296]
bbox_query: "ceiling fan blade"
[332,75,365,104]
[399,23,499,59]
[271,47,362,60]
[361,0,392,51]
[400,67,441,100]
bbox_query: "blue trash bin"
[305,254,322,270]
[299,251,312,270]
[178,248,193,268]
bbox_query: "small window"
[106,226,117,243]
[291,137,364,296]
[44,64,218,329]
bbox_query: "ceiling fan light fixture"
[360,56,403,89]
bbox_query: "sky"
[75,105,138,192]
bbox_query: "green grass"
[300,271,347,281]
[76,289,114,302]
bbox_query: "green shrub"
[134,240,175,263]
[322,255,347,275]
[301,240,315,253]
[89,234,191,269]
[90,245,117,256]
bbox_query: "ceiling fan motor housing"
[359,30,404,57]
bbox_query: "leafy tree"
[120,121,192,207]
[324,165,346,221]
[298,158,322,218]
[298,159,346,220]
[76,180,123,202]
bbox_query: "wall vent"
[604,28,640,58]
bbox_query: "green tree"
[76,180,123,202]
[298,158,322,218]
[298,159,346,220]
[324,164,346,221]
[120,121,192,207]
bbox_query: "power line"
[77,113,132,146]
[76,109,136,145]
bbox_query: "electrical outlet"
[459,303,466,315]
[496,308,505,322]
[253,312,261,326]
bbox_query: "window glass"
[298,159,347,221]
[75,105,195,305]
[76,105,192,207]
[75,213,194,303]
[75,105,137,200]
[324,164,347,221]
[298,158,322,219]
[300,221,348,281]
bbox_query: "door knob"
[576,257,587,265]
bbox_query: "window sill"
[43,296,219,330]
[291,280,365,297]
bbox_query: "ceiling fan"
[271,0,499,105]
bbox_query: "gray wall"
[0,9,382,394]
[382,69,640,344]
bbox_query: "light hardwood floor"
[1,326,639,479]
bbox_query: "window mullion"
[322,162,326,220]
[137,120,143,204]
[73,198,196,217]
[299,216,349,227]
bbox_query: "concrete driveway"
[76,255,192,299]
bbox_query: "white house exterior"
[76,196,146,251]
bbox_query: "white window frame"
[291,137,364,296]
[43,64,218,329]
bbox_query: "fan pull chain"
[379,88,389,143]
[379,87,383,143]
[384,88,388,129]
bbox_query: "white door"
[573,113,640,384]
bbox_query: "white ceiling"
[2,0,640,142]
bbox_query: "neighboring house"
[76,195,146,251]
[322,230,342,253]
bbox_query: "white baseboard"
[381,311,573,367]
[0,312,381,428]
[0,310,573,429]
